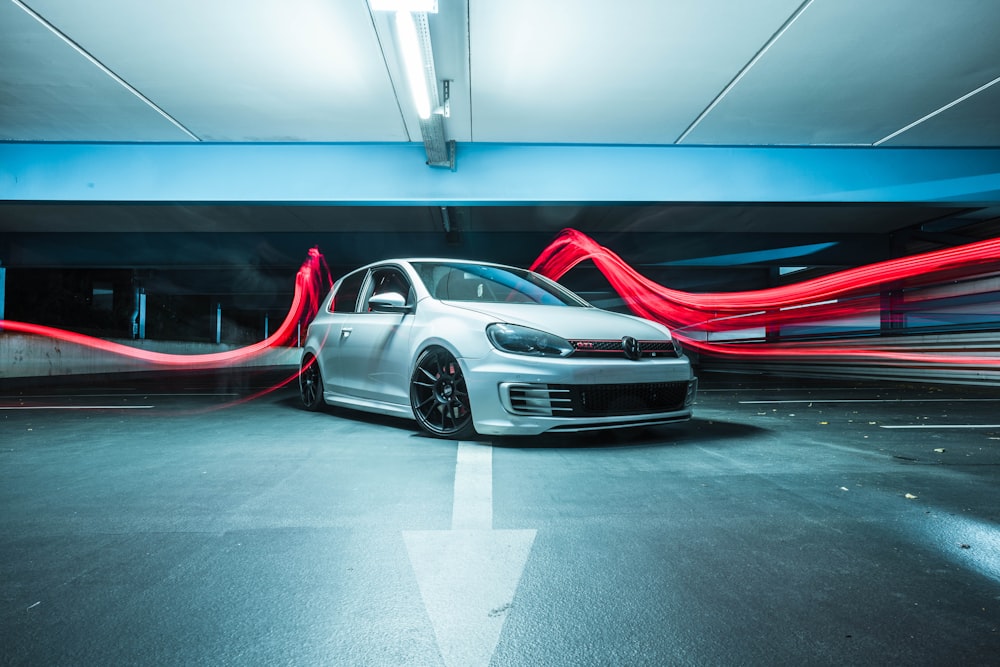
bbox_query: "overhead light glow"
[370,0,437,12]
[395,11,432,119]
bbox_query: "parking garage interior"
[2,1,1000,665]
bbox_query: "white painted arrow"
[404,442,536,667]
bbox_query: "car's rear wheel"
[410,346,476,439]
[299,354,325,411]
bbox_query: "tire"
[410,346,476,439]
[299,354,325,411]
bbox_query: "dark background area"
[3,202,999,343]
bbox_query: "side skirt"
[324,391,415,420]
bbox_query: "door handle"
[340,327,352,338]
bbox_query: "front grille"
[567,339,678,359]
[503,381,691,417]
[561,382,690,416]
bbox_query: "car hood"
[443,302,671,339]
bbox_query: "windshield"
[413,262,589,307]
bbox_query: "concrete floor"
[2,369,999,666]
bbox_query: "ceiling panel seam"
[675,0,815,145]
[875,73,1000,146]
[11,0,200,141]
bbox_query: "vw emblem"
[621,336,642,361]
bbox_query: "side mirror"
[368,291,412,314]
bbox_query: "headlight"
[486,323,573,357]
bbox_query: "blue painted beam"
[1,142,999,204]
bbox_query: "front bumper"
[463,349,697,436]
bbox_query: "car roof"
[359,258,528,271]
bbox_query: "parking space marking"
[452,441,493,530]
[740,398,1000,404]
[0,393,236,399]
[879,424,1000,429]
[699,387,861,393]
[0,405,154,410]
[404,441,536,667]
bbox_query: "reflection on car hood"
[444,302,669,339]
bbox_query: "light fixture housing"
[370,0,453,168]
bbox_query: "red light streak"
[531,229,1000,366]
[0,247,332,370]
[532,228,1000,312]
[3,235,999,377]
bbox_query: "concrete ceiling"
[1,0,999,257]
[2,0,998,146]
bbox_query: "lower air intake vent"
[503,384,572,416]
[503,382,690,417]
[558,382,690,416]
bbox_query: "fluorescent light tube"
[395,11,431,119]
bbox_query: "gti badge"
[621,335,642,361]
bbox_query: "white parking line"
[404,441,535,667]
[699,387,861,393]
[452,441,493,530]
[880,424,1000,429]
[0,405,155,410]
[740,398,1000,404]
[0,393,237,399]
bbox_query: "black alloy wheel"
[299,354,325,411]
[410,346,476,439]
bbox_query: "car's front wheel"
[410,346,476,439]
[299,354,325,411]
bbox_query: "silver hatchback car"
[299,259,697,438]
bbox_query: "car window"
[330,269,367,313]
[363,267,414,311]
[413,262,588,306]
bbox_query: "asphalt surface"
[2,368,999,666]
